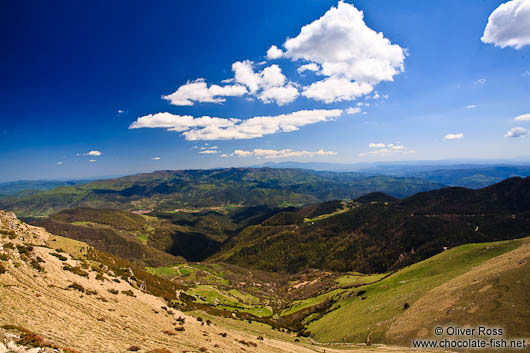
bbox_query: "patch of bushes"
[67,282,86,293]
[0,253,8,261]
[50,252,68,261]
[63,264,89,277]
[107,289,119,295]
[30,259,44,272]
[121,289,136,297]
[16,245,33,255]
[237,339,257,347]
[4,242,15,250]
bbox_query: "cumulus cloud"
[266,45,284,59]
[504,127,529,137]
[162,78,247,106]
[297,63,320,74]
[129,109,342,141]
[227,148,336,159]
[258,84,299,105]
[274,1,404,103]
[152,157,161,160]
[481,0,530,49]
[444,133,464,140]
[514,113,530,121]
[359,143,415,157]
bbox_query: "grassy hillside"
[0,168,446,217]
[304,239,526,343]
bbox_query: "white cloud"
[117,109,125,114]
[481,0,530,49]
[152,157,161,160]
[302,76,373,103]
[466,104,476,109]
[283,2,405,83]
[130,109,342,141]
[199,149,218,154]
[228,148,336,159]
[162,78,247,106]
[444,133,464,140]
[297,63,320,74]
[474,78,486,85]
[275,1,404,103]
[258,84,299,105]
[504,127,529,137]
[88,159,96,163]
[78,150,101,157]
[514,113,530,121]
[56,161,63,165]
[346,107,361,115]
[360,143,415,156]
[369,143,386,148]
[266,45,284,59]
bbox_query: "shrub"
[50,252,68,261]
[4,242,15,250]
[63,264,89,277]
[107,288,119,295]
[67,282,85,293]
[403,302,410,310]
[121,289,136,297]
[0,263,6,275]
[0,253,9,261]
[148,349,172,353]
[128,346,141,351]
[174,326,185,332]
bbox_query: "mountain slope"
[304,237,530,345]
[211,177,530,273]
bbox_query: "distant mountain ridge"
[254,162,530,188]
[0,168,446,217]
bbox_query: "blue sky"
[1,0,529,181]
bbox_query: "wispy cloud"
[129,109,342,141]
[466,104,476,109]
[199,149,218,154]
[224,148,336,159]
[444,133,464,140]
[359,143,415,157]
[88,159,96,163]
[152,157,161,160]
[56,161,63,165]
[514,113,530,121]
[474,78,486,85]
